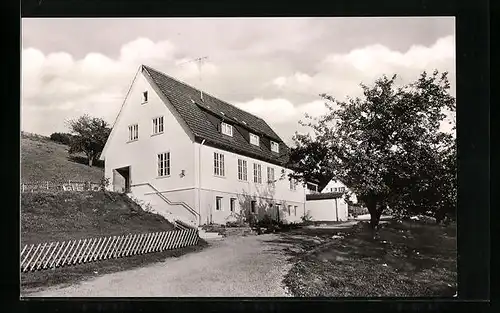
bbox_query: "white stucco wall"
[306,198,349,222]
[104,71,195,189]
[102,68,306,226]
[196,143,306,225]
[322,179,358,204]
[102,70,198,223]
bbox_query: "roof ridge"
[142,64,272,127]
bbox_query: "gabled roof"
[306,192,344,201]
[142,65,290,166]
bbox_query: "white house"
[100,65,306,228]
[321,179,358,204]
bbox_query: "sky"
[21,17,455,145]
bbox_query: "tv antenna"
[178,56,209,100]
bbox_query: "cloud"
[21,31,455,144]
[269,35,456,101]
[21,37,212,135]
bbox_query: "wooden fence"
[21,181,101,193]
[20,229,199,272]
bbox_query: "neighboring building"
[305,193,349,222]
[100,65,306,228]
[321,179,358,204]
[305,181,319,195]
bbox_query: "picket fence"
[20,229,199,272]
[21,180,101,193]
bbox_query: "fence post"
[22,183,25,192]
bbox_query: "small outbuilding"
[305,192,349,222]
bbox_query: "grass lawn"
[21,191,176,246]
[21,191,207,291]
[21,133,104,183]
[277,220,456,297]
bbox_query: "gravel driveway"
[23,234,295,297]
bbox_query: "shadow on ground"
[264,220,457,297]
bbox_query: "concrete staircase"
[197,227,225,241]
[127,193,224,241]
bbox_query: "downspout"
[198,139,206,225]
[335,197,339,222]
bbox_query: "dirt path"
[23,234,295,297]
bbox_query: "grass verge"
[21,191,175,246]
[21,239,208,293]
[21,134,104,183]
[277,220,456,297]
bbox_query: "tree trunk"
[87,153,94,167]
[366,198,383,239]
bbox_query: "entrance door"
[113,166,131,193]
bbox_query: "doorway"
[113,166,131,193]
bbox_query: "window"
[251,201,257,213]
[267,167,275,184]
[238,159,248,181]
[214,152,225,176]
[340,187,346,192]
[288,205,292,215]
[253,163,262,183]
[157,152,170,177]
[216,197,222,211]
[290,178,297,191]
[271,141,279,153]
[152,116,164,135]
[221,122,233,136]
[230,198,236,212]
[142,91,148,104]
[128,124,138,141]
[250,133,259,146]
[294,206,298,216]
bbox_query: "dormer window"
[221,122,233,137]
[271,141,279,153]
[142,91,148,104]
[250,133,259,146]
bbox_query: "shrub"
[50,132,74,145]
[99,177,110,191]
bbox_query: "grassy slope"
[21,134,104,182]
[21,191,176,246]
[20,133,207,292]
[280,221,457,297]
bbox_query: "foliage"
[301,212,313,223]
[49,132,75,146]
[289,70,456,232]
[99,177,110,191]
[66,115,111,167]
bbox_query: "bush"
[50,132,74,145]
[99,177,110,191]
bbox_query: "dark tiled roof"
[142,65,290,166]
[306,192,344,201]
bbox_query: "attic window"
[221,122,233,137]
[271,141,279,153]
[250,133,259,146]
[142,91,148,104]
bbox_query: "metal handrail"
[131,183,200,224]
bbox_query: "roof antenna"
[178,56,208,101]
